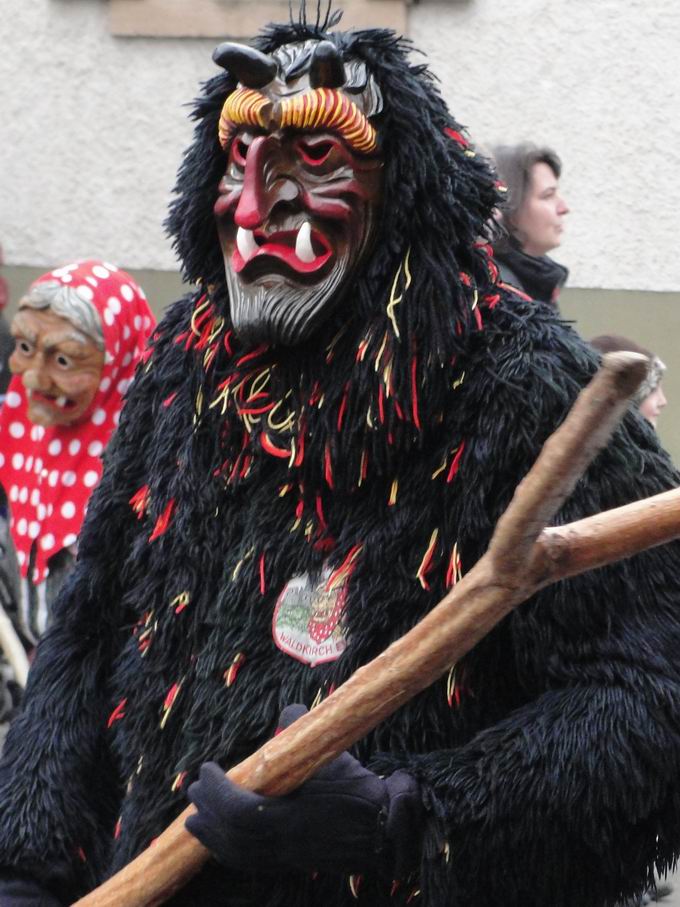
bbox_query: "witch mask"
[10,286,105,428]
[213,39,384,346]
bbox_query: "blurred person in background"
[0,245,14,406]
[592,333,672,907]
[490,142,569,305]
[590,334,667,429]
[0,260,154,737]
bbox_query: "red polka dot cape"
[0,260,156,583]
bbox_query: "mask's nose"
[233,135,300,230]
[22,361,51,393]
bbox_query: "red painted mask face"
[213,52,383,346]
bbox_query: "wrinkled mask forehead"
[212,38,384,347]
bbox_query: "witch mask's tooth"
[236,227,258,261]
[295,221,316,263]
[56,396,68,408]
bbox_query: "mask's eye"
[230,133,253,168]
[17,339,33,356]
[55,353,72,369]
[297,139,336,166]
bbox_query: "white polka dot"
[16,518,27,536]
[28,522,40,539]
[88,440,104,457]
[48,471,59,487]
[33,569,41,582]
[61,501,76,519]
[99,377,111,392]
[34,458,43,473]
[121,284,134,302]
[92,409,106,425]
[25,456,33,471]
[41,468,48,478]
[30,489,39,506]
[105,352,114,365]
[93,266,111,279]
[122,353,132,367]
[133,315,142,331]
[0,453,4,468]
[139,288,147,300]
[48,439,62,456]
[51,264,78,277]
[104,309,114,327]
[68,439,81,455]
[114,342,120,356]
[62,471,76,487]
[9,422,25,439]
[117,379,130,395]
[47,504,54,517]
[11,453,23,470]
[17,551,25,566]
[113,410,121,425]
[41,533,56,550]
[107,296,121,315]
[103,262,118,272]
[6,391,21,408]
[18,488,28,504]
[63,533,77,546]
[83,470,99,487]
[61,274,73,283]
[31,425,45,441]
[76,285,94,302]
[9,487,18,502]
[37,504,47,520]
[86,276,98,288]
[123,325,131,340]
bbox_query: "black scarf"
[493,243,568,304]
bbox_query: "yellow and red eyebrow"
[218,88,272,149]
[218,87,378,156]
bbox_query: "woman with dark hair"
[491,142,570,304]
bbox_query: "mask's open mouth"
[28,390,76,411]
[232,224,333,276]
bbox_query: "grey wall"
[3,0,680,294]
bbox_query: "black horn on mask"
[212,42,278,88]
[309,40,346,89]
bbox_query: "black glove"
[186,705,423,877]
[0,872,63,906]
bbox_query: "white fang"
[236,227,258,261]
[295,222,316,263]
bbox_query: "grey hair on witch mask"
[19,281,104,351]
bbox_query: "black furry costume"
[2,14,680,907]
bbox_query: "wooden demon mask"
[212,39,384,346]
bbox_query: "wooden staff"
[77,352,680,907]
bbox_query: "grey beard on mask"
[225,267,347,347]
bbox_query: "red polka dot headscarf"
[0,260,156,583]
